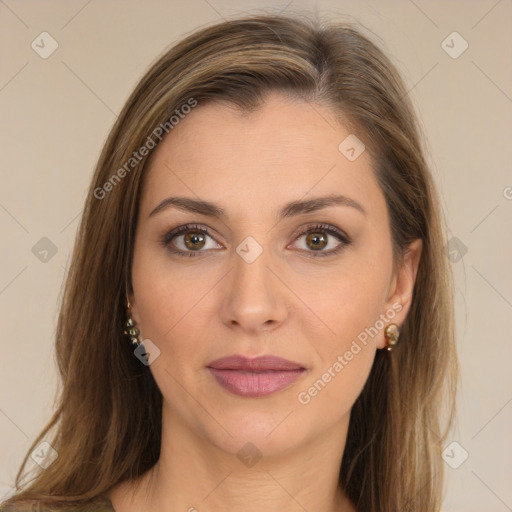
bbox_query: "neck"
[110,404,356,512]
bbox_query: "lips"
[207,355,306,398]
[208,355,304,371]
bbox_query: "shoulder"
[0,497,114,512]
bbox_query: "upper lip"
[207,355,304,371]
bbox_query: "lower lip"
[208,368,305,397]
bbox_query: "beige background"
[1,1,511,510]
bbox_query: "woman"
[1,13,457,512]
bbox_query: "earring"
[384,323,400,352]
[124,300,141,347]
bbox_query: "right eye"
[160,224,223,257]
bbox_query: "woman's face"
[129,92,421,457]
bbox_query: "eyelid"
[160,222,352,257]
[291,222,350,244]
[288,222,351,257]
[159,223,222,253]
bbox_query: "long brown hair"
[2,14,457,512]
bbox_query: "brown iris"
[184,231,206,250]
[306,232,327,251]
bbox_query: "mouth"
[207,355,306,398]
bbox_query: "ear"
[127,289,141,326]
[376,238,423,349]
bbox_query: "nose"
[220,246,289,334]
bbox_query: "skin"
[107,92,422,512]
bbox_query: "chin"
[197,405,316,461]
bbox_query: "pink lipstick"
[207,355,305,398]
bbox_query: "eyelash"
[160,223,352,258]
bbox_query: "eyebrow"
[148,194,367,220]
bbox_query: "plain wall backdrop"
[1,1,511,510]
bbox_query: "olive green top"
[0,496,115,512]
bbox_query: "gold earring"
[124,298,141,347]
[384,323,400,352]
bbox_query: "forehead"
[139,93,385,221]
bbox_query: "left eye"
[290,224,351,256]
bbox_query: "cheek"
[131,249,220,365]
[295,262,388,351]
[294,276,381,403]
[295,345,375,430]
[292,267,386,411]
